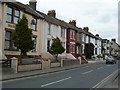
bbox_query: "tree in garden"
[84,43,94,59]
[49,37,65,60]
[13,14,34,57]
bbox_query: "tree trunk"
[56,54,58,62]
[21,51,27,58]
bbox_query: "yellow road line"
[90,69,119,90]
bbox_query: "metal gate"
[0,59,11,68]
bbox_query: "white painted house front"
[38,10,67,58]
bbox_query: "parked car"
[106,56,116,64]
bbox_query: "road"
[2,61,119,88]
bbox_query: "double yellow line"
[90,69,119,90]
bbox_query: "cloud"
[17,0,119,42]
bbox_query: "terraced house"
[37,10,68,59]
[0,0,44,59]
[0,0,112,60]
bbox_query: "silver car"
[106,56,116,64]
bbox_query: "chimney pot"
[47,10,56,18]
[83,27,89,32]
[96,34,99,37]
[112,39,116,42]
[69,20,76,26]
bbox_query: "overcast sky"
[17,0,119,42]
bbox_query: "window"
[6,6,20,24]
[5,31,11,49]
[6,7,12,22]
[76,46,79,54]
[61,28,65,38]
[70,30,75,40]
[5,31,17,50]
[95,39,97,45]
[47,40,50,51]
[62,42,65,48]
[32,37,37,52]
[32,18,37,30]
[82,33,84,42]
[14,10,20,24]
[95,48,97,54]
[70,44,75,53]
[88,36,90,43]
[48,24,51,35]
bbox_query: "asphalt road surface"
[2,61,119,88]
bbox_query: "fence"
[0,59,11,68]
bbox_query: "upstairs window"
[82,33,84,42]
[61,28,65,38]
[6,7,12,23]
[6,6,20,24]
[48,24,51,35]
[14,10,20,24]
[70,30,75,40]
[31,18,37,31]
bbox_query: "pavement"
[1,60,105,81]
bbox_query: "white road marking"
[97,67,103,70]
[82,70,93,75]
[85,66,89,68]
[106,65,112,67]
[41,77,72,87]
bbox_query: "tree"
[13,15,34,57]
[84,43,94,59]
[49,37,65,60]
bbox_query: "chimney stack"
[96,34,99,37]
[47,10,56,18]
[69,20,76,26]
[83,27,89,32]
[112,39,116,42]
[29,0,37,10]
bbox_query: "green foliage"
[84,43,94,59]
[13,15,34,56]
[49,37,65,59]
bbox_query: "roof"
[3,1,44,19]
[95,35,102,40]
[37,11,69,28]
[102,39,110,43]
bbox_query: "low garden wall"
[18,64,42,72]
[10,57,81,73]
[62,59,80,67]
[50,62,61,68]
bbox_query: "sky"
[17,0,119,43]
